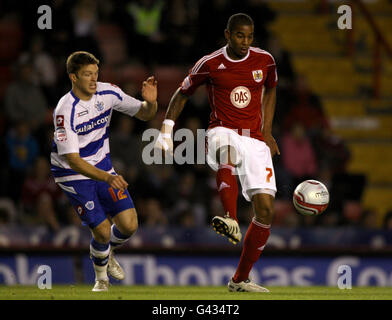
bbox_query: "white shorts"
[206,126,277,201]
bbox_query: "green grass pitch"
[1,285,392,300]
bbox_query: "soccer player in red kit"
[156,13,279,292]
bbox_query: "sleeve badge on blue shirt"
[85,201,95,210]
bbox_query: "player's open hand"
[142,76,158,104]
[106,174,128,192]
[263,133,280,157]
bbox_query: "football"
[293,180,329,216]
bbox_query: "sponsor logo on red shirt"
[230,86,251,109]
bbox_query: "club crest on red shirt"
[252,70,263,83]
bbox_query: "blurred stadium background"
[0,0,391,289]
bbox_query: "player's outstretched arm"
[261,86,280,157]
[155,88,188,154]
[165,88,189,121]
[135,76,158,121]
[65,153,128,191]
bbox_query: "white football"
[293,180,329,216]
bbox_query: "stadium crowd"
[0,0,386,233]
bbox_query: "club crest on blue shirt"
[85,201,95,210]
[95,101,104,112]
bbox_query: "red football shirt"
[180,45,278,141]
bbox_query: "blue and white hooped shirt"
[50,82,142,183]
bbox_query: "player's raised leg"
[108,208,138,280]
[229,192,274,292]
[212,145,242,244]
[90,219,112,292]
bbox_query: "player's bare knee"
[215,147,225,165]
[92,221,111,243]
[93,231,111,244]
[123,220,138,236]
[117,216,138,236]
[216,145,237,167]
[254,205,274,225]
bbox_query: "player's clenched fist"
[263,133,280,157]
[106,174,128,192]
[155,119,175,156]
[155,132,174,154]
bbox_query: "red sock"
[233,218,271,283]
[216,164,238,222]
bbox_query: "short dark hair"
[66,51,99,75]
[226,13,254,32]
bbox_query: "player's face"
[225,24,254,59]
[72,64,99,97]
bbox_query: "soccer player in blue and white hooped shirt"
[51,51,157,291]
